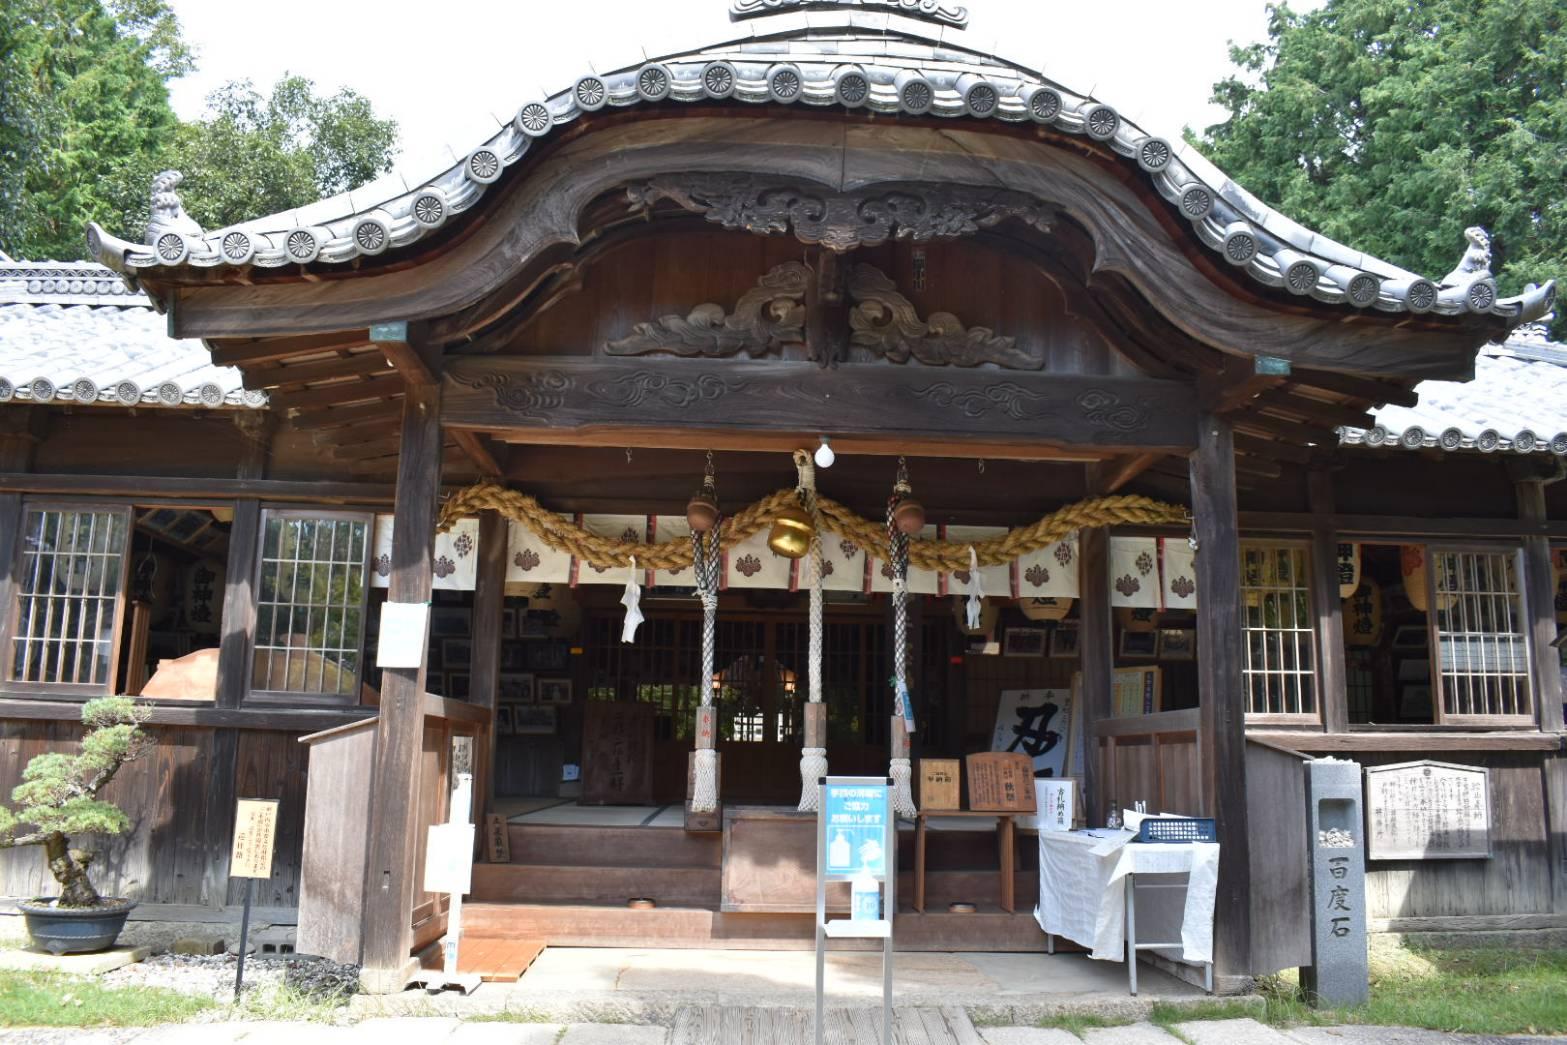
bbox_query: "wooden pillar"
[1308,469,1349,733]
[0,408,41,675]
[360,385,442,992]
[470,510,508,814]
[1517,479,1564,733]
[1078,527,1112,824]
[1188,411,1252,980]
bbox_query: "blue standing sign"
[815,776,895,1045]
[823,781,890,878]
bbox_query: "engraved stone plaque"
[1365,760,1490,860]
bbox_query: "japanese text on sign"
[1365,761,1490,860]
[230,798,278,880]
[824,783,889,878]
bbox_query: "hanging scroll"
[1160,537,1197,610]
[1109,536,1160,609]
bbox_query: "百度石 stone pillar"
[1302,757,1368,1006]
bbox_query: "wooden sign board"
[582,701,654,805]
[484,813,511,863]
[230,798,279,880]
[965,753,1036,813]
[919,759,960,812]
[1365,760,1491,860]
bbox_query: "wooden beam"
[494,427,1105,463]
[1289,367,1420,409]
[1232,455,1284,481]
[0,406,47,472]
[1517,479,1564,733]
[360,383,442,993]
[312,419,403,449]
[243,352,389,390]
[1232,433,1313,466]
[370,321,438,386]
[1253,389,1377,432]
[1232,411,1340,448]
[270,372,403,413]
[1239,511,1567,540]
[1189,411,1251,979]
[0,696,374,732]
[470,511,507,816]
[0,473,394,505]
[443,358,1199,453]
[1101,452,1162,494]
[1247,729,1562,753]
[208,332,371,368]
[1308,469,1349,734]
[290,400,404,431]
[451,429,504,478]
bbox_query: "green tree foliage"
[0,0,188,259]
[0,698,149,907]
[101,75,400,238]
[1,1,398,260]
[1196,1,1565,336]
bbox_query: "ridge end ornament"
[729,0,968,28]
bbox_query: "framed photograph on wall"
[495,704,514,735]
[1157,628,1195,660]
[1004,627,1047,657]
[1049,623,1080,659]
[498,672,535,704]
[1119,630,1158,659]
[445,672,470,700]
[430,608,471,637]
[538,678,573,705]
[513,705,557,735]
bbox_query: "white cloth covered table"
[1034,828,1219,964]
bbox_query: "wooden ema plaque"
[965,753,1037,813]
[919,758,960,812]
[581,701,654,805]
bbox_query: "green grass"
[1032,1012,1133,1035]
[0,970,216,1027]
[1347,944,1567,1037]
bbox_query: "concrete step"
[980,1028,1082,1044]
[1172,1019,1296,1044]
[1081,1024,1184,1044]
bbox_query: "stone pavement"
[977,1018,1564,1045]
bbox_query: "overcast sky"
[160,0,1320,171]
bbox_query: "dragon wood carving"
[606,260,1040,369]
[605,262,806,358]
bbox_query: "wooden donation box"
[582,701,654,805]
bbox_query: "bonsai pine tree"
[0,697,148,907]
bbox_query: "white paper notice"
[377,601,430,669]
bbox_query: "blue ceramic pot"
[16,897,136,955]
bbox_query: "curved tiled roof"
[0,260,264,409]
[87,10,1553,326]
[1340,323,1567,455]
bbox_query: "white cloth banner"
[724,526,794,589]
[870,524,940,595]
[1109,536,1160,609]
[1035,829,1219,965]
[576,515,647,585]
[1015,536,1080,599]
[1160,538,1198,610]
[819,534,866,592]
[505,519,571,585]
[649,515,695,588]
[942,526,1012,598]
[370,515,480,591]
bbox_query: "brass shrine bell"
[767,504,814,559]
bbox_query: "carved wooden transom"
[605,261,1041,369]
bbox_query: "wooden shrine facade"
[0,0,1558,995]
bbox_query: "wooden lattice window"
[249,510,371,702]
[1430,547,1533,723]
[1241,541,1318,720]
[6,505,130,692]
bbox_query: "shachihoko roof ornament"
[85,6,1554,325]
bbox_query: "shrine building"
[0,0,1562,995]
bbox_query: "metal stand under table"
[1123,872,1213,996]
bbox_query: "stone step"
[979,1028,1083,1044]
[1081,1023,1185,1044]
[1172,1019,1297,1045]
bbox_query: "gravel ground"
[100,952,359,1004]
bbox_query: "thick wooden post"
[360,385,442,992]
[1077,527,1111,824]
[1189,412,1252,982]
[1517,479,1564,733]
[1308,469,1349,733]
[470,510,508,814]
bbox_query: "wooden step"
[505,824,722,868]
[472,863,721,906]
[463,902,1050,952]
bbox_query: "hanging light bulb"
[814,436,835,469]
